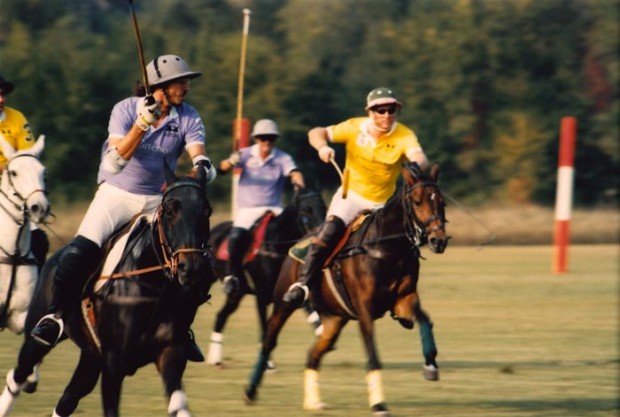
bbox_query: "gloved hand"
[135,95,161,131]
[227,152,241,167]
[318,145,335,163]
[194,157,217,183]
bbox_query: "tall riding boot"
[30,228,49,274]
[282,217,345,307]
[30,235,100,346]
[222,227,251,295]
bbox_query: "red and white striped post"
[553,117,577,274]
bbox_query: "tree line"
[0,0,617,206]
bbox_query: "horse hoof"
[304,401,327,410]
[22,381,37,394]
[371,402,390,417]
[423,364,439,381]
[243,386,257,405]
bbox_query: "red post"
[231,117,250,218]
[553,117,577,274]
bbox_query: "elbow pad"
[101,147,129,174]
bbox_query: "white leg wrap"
[168,390,188,415]
[0,370,23,417]
[366,370,385,407]
[52,409,63,417]
[206,332,223,365]
[303,369,325,410]
[306,311,320,325]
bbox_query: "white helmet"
[251,119,280,138]
[146,55,202,87]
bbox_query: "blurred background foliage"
[0,0,617,206]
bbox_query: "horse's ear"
[0,132,15,159]
[28,135,45,158]
[164,163,177,187]
[430,164,440,182]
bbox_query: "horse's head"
[293,186,327,234]
[157,165,214,299]
[0,134,50,224]
[401,162,449,254]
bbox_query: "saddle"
[80,214,152,350]
[288,212,370,265]
[214,211,275,264]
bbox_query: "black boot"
[222,227,250,295]
[282,217,345,307]
[30,228,49,273]
[30,236,100,347]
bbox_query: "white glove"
[227,152,240,167]
[135,95,161,131]
[193,156,217,183]
[318,145,335,163]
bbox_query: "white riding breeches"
[327,186,386,225]
[76,182,162,247]
[233,206,283,230]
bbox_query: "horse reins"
[101,181,209,281]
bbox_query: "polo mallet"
[128,0,150,95]
[330,158,349,199]
[231,9,252,219]
[234,8,252,152]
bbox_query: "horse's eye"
[9,170,17,177]
[413,199,422,206]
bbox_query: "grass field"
[0,244,617,417]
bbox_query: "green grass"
[0,245,618,417]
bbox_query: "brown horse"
[244,162,448,417]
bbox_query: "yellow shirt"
[0,107,34,169]
[329,117,423,203]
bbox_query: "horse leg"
[243,300,296,404]
[53,351,102,417]
[206,291,245,366]
[303,315,347,410]
[413,301,439,381]
[357,310,390,417]
[156,347,191,417]
[0,336,52,416]
[100,355,125,417]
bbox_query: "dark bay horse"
[0,167,216,417]
[206,187,326,366]
[244,162,449,417]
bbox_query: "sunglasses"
[372,107,397,115]
[255,135,277,142]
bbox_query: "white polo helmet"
[146,55,202,88]
[251,119,280,138]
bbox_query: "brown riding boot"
[282,217,345,307]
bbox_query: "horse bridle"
[402,181,447,248]
[154,181,210,280]
[0,154,47,222]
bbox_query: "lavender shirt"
[236,144,298,209]
[97,97,205,194]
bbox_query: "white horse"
[0,134,49,334]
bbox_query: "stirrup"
[30,314,64,346]
[284,283,309,303]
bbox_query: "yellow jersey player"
[283,87,429,307]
